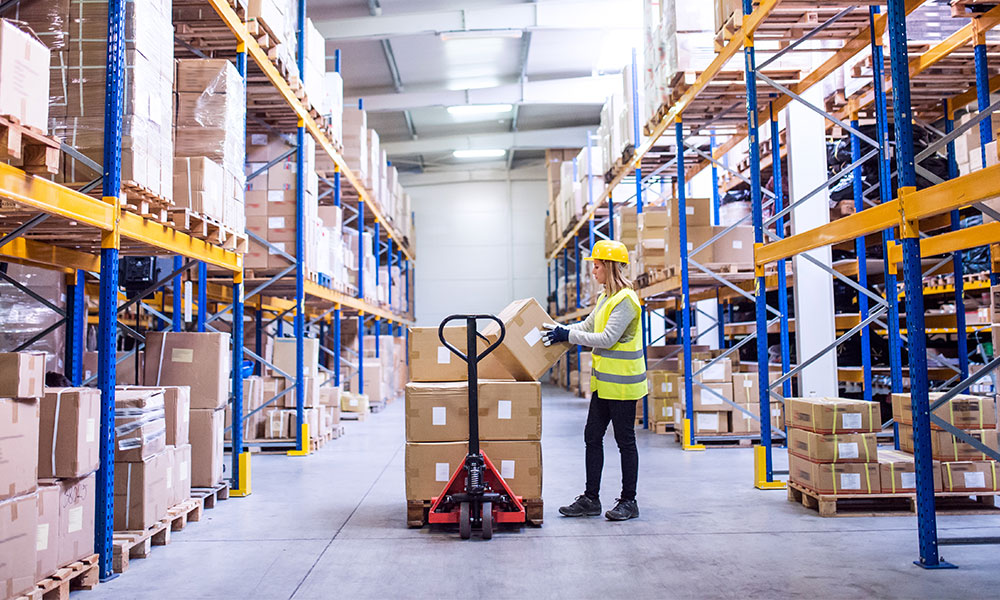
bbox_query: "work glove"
[542,323,570,346]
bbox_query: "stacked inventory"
[173,58,247,235]
[404,299,569,518]
[672,355,784,437]
[112,388,172,530]
[354,333,407,405]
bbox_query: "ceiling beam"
[400,165,547,187]
[351,74,617,112]
[382,126,590,155]
[316,0,638,41]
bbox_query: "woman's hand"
[542,323,569,346]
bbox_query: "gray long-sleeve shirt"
[566,293,639,350]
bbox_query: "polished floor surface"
[84,385,1000,599]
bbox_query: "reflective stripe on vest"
[590,288,648,401]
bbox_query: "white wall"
[406,171,548,327]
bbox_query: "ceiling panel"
[335,39,394,91]
[526,29,605,80]
[367,111,412,141]
[514,104,602,131]
[390,34,523,88]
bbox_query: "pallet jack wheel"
[481,502,493,540]
[459,502,471,539]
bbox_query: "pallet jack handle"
[437,314,505,457]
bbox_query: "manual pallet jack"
[427,314,526,539]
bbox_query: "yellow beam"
[206,0,414,262]
[887,221,1000,266]
[0,237,98,272]
[0,164,114,230]
[118,212,242,272]
[303,280,412,324]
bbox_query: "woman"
[543,239,647,521]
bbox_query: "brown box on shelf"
[0,398,39,501]
[897,424,1000,462]
[404,440,542,501]
[711,226,754,264]
[665,226,713,268]
[648,396,675,424]
[731,373,758,404]
[163,386,191,446]
[190,408,224,487]
[691,410,729,434]
[341,391,369,414]
[54,474,96,566]
[144,332,231,410]
[683,382,734,411]
[170,444,192,507]
[891,393,997,430]
[667,197,713,228]
[273,337,320,378]
[35,483,59,581]
[405,381,541,442]
[730,402,784,435]
[0,492,37,599]
[648,371,679,399]
[878,449,943,493]
[787,428,879,463]
[114,388,167,463]
[0,352,45,398]
[481,298,570,381]
[114,451,170,531]
[788,454,880,495]
[689,358,732,383]
[940,461,999,492]
[785,397,880,434]
[408,326,511,382]
[38,387,101,478]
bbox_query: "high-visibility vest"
[590,288,648,400]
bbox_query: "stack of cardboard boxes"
[0,352,101,598]
[404,299,569,511]
[112,388,173,530]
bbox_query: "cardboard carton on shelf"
[144,332,231,410]
[877,449,943,493]
[36,483,59,581]
[54,474,96,566]
[341,391,370,414]
[273,337,320,378]
[0,18,51,132]
[647,370,680,399]
[408,326,513,382]
[690,410,729,434]
[170,444,192,507]
[689,358,732,383]
[189,408,224,488]
[682,382,734,412]
[891,393,997,430]
[114,451,170,531]
[897,424,1000,462]
[785,397,880,434]
[404,440,542,501]
[0,397,39,501]
[786,428,879,463]
[648,396,675,425]
[114,388,167,462]
[404,381,542,443]
[730,402,784,435]
[940,460,999,492]
[0,351,45,398]
[38,387,101,478]
[788,454,881,495]
[0,492,37,599]
[481,298,570,381]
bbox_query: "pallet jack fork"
[427,314,526,539]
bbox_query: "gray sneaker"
[559,494,602,517]
[605,498,639,521]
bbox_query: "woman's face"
[592,259,607,285]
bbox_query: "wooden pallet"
[670,430,779,448]
[788,481,1000,517]
[340,409,367,421]
[651,421,675,435]
[15,554,99,600]
[165,497,204,531]
[253,430,338,453]
[950,0,1000,17]
[0,114,60,175]
[169,207,249,253]
[192,480,230,510]
[112,520,171,574]
[407,498,544,529]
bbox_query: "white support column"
[784,87,838,397]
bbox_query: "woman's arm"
[568,300,638,349]
[565,305,597,333]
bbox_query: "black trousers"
[584,392,639,502]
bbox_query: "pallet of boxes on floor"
[785,394,1000,517]
[404,299,569,528]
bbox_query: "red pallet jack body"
[426,314,527,539]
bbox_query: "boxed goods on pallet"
[168,443,192,507]
[0,397,39,501]
[37,387,101,478]
[675,403,729,434]
[189,408,224,487]
[405,381,541,442]
[642,1,714,127]
[481,298,571,381]
[940,461,998,492]
[0,491,37,598]
[0,18,50,132]
[0,267,66,374]
[36,483,59,580]
[682,382,734,411]
[785,397,880,434]
[878,449,943,493]
[897,425,1000,462]
[648,396,675,426]
[890,392,998,430]
[730,401,784,435]
[144,332,231,410]
[323,71,344,145]
[408,326,512,382]
[788,454,881,495]
[54,474,97,565]
[113,388,167,462]
[787,429,879,463]
[113,450,170,530]
[404,440,542,502]
[340,391,369,414]
[0,351,45,398]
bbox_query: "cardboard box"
[282,376,321,409]
[788,454,880,494]
[878,449,943,493]
[897,424,1000,462]
[0,352,45,398]
[0,19,50,132]
[787,428,878,463]
[170,444,192,507]
[341,391,369,413]
[482,298,569,381]
[690,358,732,383]
[36,484,59,580]
[0,492,37,599]
[273,337,320,378]
[38,387,101,478]
[785,397,880,434]
[54,474,96,566]
[0,398,39,501]
[408,326,512,382]
[683,382,734,411]
[940,461,999,492]
[731,373,759,404]
[991,284,1000,324]
[404,381,542,442]
[163,386,191,446]
[114,388,167,462]
[730,402,784,435]
[319,385,341,407]
[710,225,754,264]
[404,440,542,501]
[667,197,712,228]
[891,393,997,430]
[144,332,231,409]
[648,396,675,424]
[189,408,224,487]
[692,411,729,434]
[648,371,680,399]
[114,451,170,530]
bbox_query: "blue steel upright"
[676,119,696,443]
[850,121,872,402]
[769,105,791,399]
[562,247,568,315]
[172,256,183,331]
[197,262,207,332]
[294,0,306,452]
[943,103,969,386]
[231,272,244,485]
[710,133,720,226]
[886,0,951,569]
[65,271,86,386]
[96,0,126,581]
[743,0,774,478]
[974,30,998,286]
[333,305,342,386]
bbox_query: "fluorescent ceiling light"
[453,149,506,159]
[447,104,513,116]
[439,29,523,41]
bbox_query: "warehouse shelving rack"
[0,0,414,581]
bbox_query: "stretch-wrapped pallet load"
[53,0,175,201]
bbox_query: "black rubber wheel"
[459,502,471,539]
[481,502,493,540]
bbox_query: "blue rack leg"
[172,255,183,331]
[943,105,969,386]
[197,262,207,333]
[676,118,696,446]
[770,104,791,399]
[333,307,341,387]
[65,270,86,386]
[850,121,872,402]
[358,315,365,396]
[231,275,245,491]
[255,308,263,376]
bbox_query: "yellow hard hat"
[585,240,629,264]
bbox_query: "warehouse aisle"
[85,386,1000,600]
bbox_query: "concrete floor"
[84,385,1000,599]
